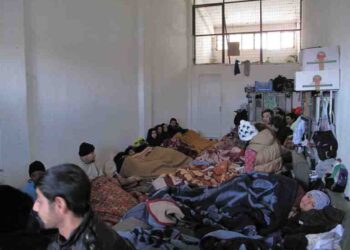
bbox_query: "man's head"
[261,109,273,125]
[29,161,46,181]
[285,112,297,126]
[271,115,286,131]
[169,118,178,127]
[300,190,330,211]
[79,142,95,164]
[0,185,33,233]
[33,164,91,229]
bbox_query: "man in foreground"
[33,163,132,249]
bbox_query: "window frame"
[193,0,302,64]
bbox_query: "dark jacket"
[282,205,344,250]
[48,211,133,250]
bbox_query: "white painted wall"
[191,63,299,136]
[24,0,139,171]
[302,0,350,196]
[0,0,30,187]
[142,0,189,129]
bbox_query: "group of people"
[1,112,343,249]
[146,118,187,147]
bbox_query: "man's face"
[299,193,315,211]
[80,152,95,164]
[262,112,272,125]
[33,189,60,228]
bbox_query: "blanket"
[120,173,299,249]
[120,147,192,177]
[176,130,217,153]
[175,161,240,187]
[90,176,139,225]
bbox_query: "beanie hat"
[79,142,95,157]
[238,120,258,141]
[307,190,330,210]
[28,161,45,177]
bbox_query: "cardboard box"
[295,70,339,91]
[301,46,339,71]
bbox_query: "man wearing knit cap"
[21,161,46,200]
[300,190,330,211]
[78,142,100,180]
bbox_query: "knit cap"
[238,120,258,141]
[28,161,45,177]
[308,190,330,210]
[79,142,95,157]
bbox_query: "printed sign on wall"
[301,47,339,71]
[295,70,340,91]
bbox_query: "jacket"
[247,129,282,173]
[48,211,133,250]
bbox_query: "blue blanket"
[120,172,299,249]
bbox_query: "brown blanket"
[120,147,192,177]
[176,130,217,153]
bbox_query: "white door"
[198,74,222,138]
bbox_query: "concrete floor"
[292,151,350,249]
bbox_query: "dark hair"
[254,122,268,132]
[169,118,178,126]
[286,112,298,122]
[234,109,248,127]
[261,109,274,117]
[0,185,33,233]
[274,108,286,118]
[271,115,286,130]
[125,146,135,155]
[29,161,46,177]
[155,124,163,134]
[79,142,95,157]
[36,164,91,217]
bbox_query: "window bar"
[192,4,196,64]
[259,0,263,63]
[222,3,225,63]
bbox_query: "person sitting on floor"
[33,164,132,249]
[155,124,166,144]
[261,109,274,127]
[78,142,101,180]
[238,120,282,173]
[146,128,161,147]
[168,118,187,137]
[161,123,171,140]
[271,115,293,146]
[21,161,46,201]
[285,112,298,128]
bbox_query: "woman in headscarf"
[146,128,161,147]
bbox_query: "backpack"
[312,130,338,160]
[271,75,294,92]
[335,165,348,188]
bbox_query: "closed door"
[198,74,222,138]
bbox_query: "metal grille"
[193,0,301,64]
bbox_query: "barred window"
[193,0,301,64]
